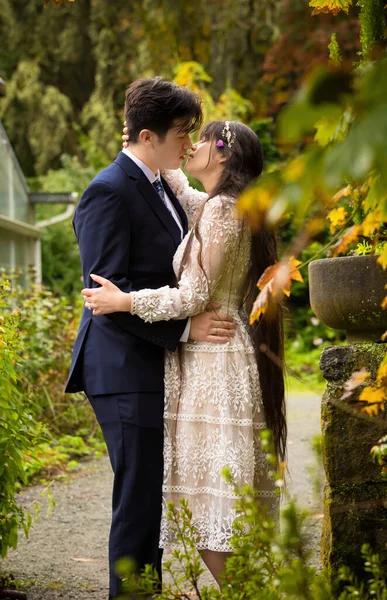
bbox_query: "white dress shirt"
[122,149,184,238]
[121,149,191,342]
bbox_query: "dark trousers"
[88,393,164,600]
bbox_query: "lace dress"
[130,169,279,551]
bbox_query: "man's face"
[153,125,194,170]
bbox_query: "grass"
[286,345,327,395]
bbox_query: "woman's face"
[185,137,221,178]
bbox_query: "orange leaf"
[329,225,361,256]
[332,185,351,202]
[250,281,272,324]
[381,296,387,311]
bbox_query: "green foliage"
[28,132,110,300]
[0,272,103,460]
[354,240,387,256]
[329,33,343,64]
[357,0,386,61]
[249,118,282,167]
[0,0,284,175]
[0,60,74,175]
[0,279,43,558]
[117,452,387,599]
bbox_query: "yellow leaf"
[381,330,387,342]
[314,116,341,147]
[282,157,305,183]
[381,296,387,310]
[309,0,354,15]
[361,210,382,237]
[328,206,348,233]
[377,245,387,270]
[237,186,273,230]
[358,386,386,416]
[306,217,326,237]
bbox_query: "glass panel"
[0,121,31,224]
[0,229,12,269]
[13,167,31,223]
[0,229,38,287]
[0,135,10,218]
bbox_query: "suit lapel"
[162,176,189,237]
[136,178,182,247]
[114,152,182,248]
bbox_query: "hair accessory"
[222,121,236,148]
[216,140,225,147]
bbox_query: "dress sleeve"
[162,169,208,227]
[131,196,241,322]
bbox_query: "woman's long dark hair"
[179,121,287,462]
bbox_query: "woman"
[82,121,286,585]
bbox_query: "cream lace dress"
[131,169,279,552]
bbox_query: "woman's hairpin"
[217,121,236,149]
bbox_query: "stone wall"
[320,343,387,579]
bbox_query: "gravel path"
[2,391,322,599]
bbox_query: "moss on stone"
[320,343,387,579]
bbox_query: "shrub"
[0,271,104,481]
[0,279,43,558]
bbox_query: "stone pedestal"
[320,344,387,578]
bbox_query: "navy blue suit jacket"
[65,152,188,397]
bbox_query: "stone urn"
[308,255,387,343]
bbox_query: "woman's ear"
[217,152,228,165]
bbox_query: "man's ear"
[138,129,153,146]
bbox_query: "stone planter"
[309,255,387,343]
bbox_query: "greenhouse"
[0,118,43,282]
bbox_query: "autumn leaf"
[361,209,382,236]
[377,244,387,270]
[250,281,272,324]
[382,295,387,311]
[329,225,361,256]
[340,368,370,400]
[328,206,348,233]
[309,0,354,15]
[358,386,386,416]
[237,181,276,230]
[282,157,305,183]
[251,257,303,324]
[332,184,351,203]
[258,257,303,297]
[381,330,387,342]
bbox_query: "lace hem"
[162,485,278,499]
[161,540,233,552]
[164,412,265,427]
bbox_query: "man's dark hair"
[124,77,203,142]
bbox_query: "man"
[66,77,234,599]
